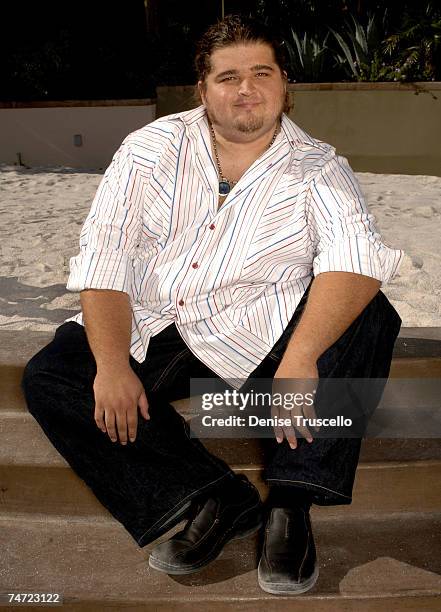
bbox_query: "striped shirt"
[66,105,403,383]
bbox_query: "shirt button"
[192,262,199,269]
[209,224,215,230]
[178,299,184,306]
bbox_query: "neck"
[208,116,280,197]
[208,118,280,157]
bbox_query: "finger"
[282,420,298,449]
[294,418,314,443]
[138,391,150,421]
[104,411,117,443]
[292,405,314,441]
[271,405,283,443]
[94,404,107,433]
[115,410,129,445]
[126,410,138,443]
[303,400,319,432]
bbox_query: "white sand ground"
[0,164,440,330]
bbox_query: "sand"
[1,164,440,330]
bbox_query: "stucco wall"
[1,83,440,174]
[156,83,441,176]
[0,101,156,169]
[289,84,441,175]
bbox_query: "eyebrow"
[215,64,275,80]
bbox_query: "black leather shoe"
[258,506,319,595]
[149,474,263,575]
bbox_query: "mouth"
[235,102,260,109]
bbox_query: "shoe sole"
[257,562,319,595]
[148,514,263,575]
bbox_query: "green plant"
[284,30,331,82]
[330,10,392,81]
[383,2,441,81]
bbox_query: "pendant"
[218,180,231,196]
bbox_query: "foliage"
[2,0,440,101]
[329,11,394,81]
[382,3,441,81]
[283,31,331,82]
[258,0,440,83]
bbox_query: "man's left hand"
[272,358,319,449]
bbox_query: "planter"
[156,83,441,176]
[1,83,439,175]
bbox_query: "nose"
[238,77,256,96]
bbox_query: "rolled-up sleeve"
[67,136,145,294]
[306,151,404,286]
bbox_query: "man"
[22,16,403,595]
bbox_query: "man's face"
[198,42,287,138]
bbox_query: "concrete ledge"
[2,358,441,420]
[2,460,440,520]
[1,331,440,420]
[15,596,441,612]
[1,412,440,518]
[0,328,440,367]
[0,99,156,109]
[0,103,156,168]
[2,410,441,463]
[155,83,441,175]
[288,81,441,91]
[2,511,440,608]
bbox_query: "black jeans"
[21,284,401,547]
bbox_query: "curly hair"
[194,15,291,113]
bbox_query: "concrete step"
[2,356,441,415]
[1,460,440,522]
[1,412,440,519]
[389,357,441,377]
[2,410,441,465]
[1,329,440,610]
[1,511,440,610]
[1,328,441,415]
[1,328,441,368]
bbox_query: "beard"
[232,111,265,133]
[205,100,270,135]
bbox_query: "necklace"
[209,120,280,197]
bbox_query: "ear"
[198,80,207,104]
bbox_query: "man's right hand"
[93,365,149,445]
[79,288,148,444]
